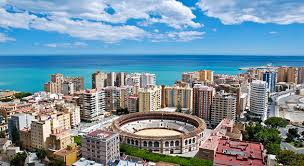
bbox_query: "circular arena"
[112,111,206,154]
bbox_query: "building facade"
[81,130,120,165]
[211,91,236,127]
[80,90,105,122]
[192,85,214,121]
[263,71,277,93]
[92,71,107,90]
[164,85,193,113]
[249,80,268,121]
[139,87,161,112]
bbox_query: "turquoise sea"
[1,55,304,92]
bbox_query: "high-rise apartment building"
[66,77,84,92]
[127,96,139,113]
[62,81,75,95]
[192,85,214,121]
[92,71,107,90]
[198,70,214,83]
[44,74,84,94]
[164,85,193,113]
[182,72,198,83]
[287,67,298,84]
[120,86,135,109]
[125,73,141,87]
[139,87,161,112]
[80,90,105,122]
[107,72,116,87]
[44,74,64,93]
[298,67,304,84]
[115,72,126,87]
[249,80,268,121]
[211,91,236,126]
[81,130,120,165]
[140,73,156,88]
[277,67,288,82]
[263,71,277,93]
[105,86,121,111]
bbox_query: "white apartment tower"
[249,80,268,121]
[80,89,105,122]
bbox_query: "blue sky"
[0,0,304,55]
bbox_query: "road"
[268,84,304,118]
[71,115,119,136]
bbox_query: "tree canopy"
[120,144,212,166]
[277,150,304,166]
[264,117,289,128]
[14,92,32,99]
[10,152,27,166]
[74,135,81,146]
[243,123,281,155]
[36,149,47,161]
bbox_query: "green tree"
[265,143,281,155]
[74,135,82,146]
[265,117,288,128]
[36,149,47,161]
[277,150,304,166]
[243,123,281,155]
[287,128,300,140]
[14,92,32,99]
[11,126,21,146]
[120,144,212,166]
[10,152,27,166]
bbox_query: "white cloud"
[0,33,15,43]
[269,31,278,35]
[0,0,202,43]
[0,8,35,29]
[151,31,205,42]
[197,0,304,25]
[9,0,201,29]
[43,42,88,48]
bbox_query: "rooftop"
[73,158,103,166]
[88,130,116,139]
[214,139,264,166]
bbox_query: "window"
[175,141,179,146]
[148,141,152,147]
[165,141,169,147]
[170,141,174,146]
[143,141,147,147]
[154,142,159,147]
